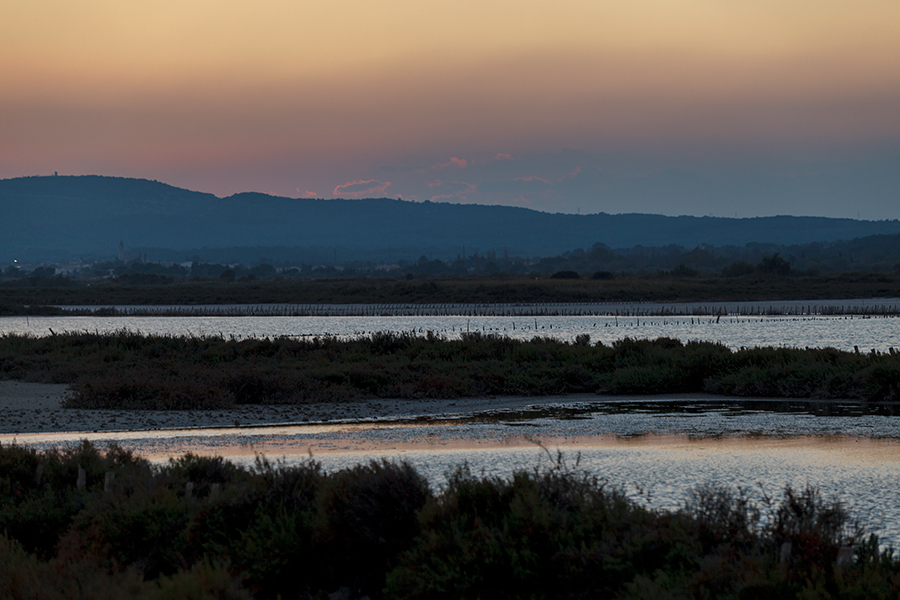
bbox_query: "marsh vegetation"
[1,442,896,599]
[2,331,900,410]
[2,270,900,316]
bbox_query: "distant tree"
[219,268,236,282]
[115,273,172,285]
[671,264,698,278]
[250,264,277,279]
[412,256,449,275]
[722,261,755,277]
[758,253,792,276]
[592,271,614,280]
[2,266,23,279]
[191,262,220,278]
[30,266,57,278]
[550,270,580,280]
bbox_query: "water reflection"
[4,399,898,545]
[3,313,900,352]
[307,440,899,548]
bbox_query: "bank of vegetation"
[1,332,899,410]
[0,442,895,599]
[1,270,900,315]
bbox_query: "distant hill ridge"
[3,175,899,262]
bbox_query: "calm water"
[4,305,899,544]
[3,313,900,352]
[6,399,900,546]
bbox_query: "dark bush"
[318,460,431,594]
[2,443,899,599]
[550,270,580,279]
[758,254,792,276]
[722,261,756,277]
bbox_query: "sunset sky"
[2,1,899,218]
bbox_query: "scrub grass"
[2,270,900,313]
[2,331,900,410]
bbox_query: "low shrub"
[3,331,900,410]
[1,443,899,599]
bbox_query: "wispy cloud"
[297,188,318,197]
[495,153,515,161]
[333,179,392,197]
[515,176,552,184]
[432,157,468,170]
[426,179,477,201]
[559,166,581,181]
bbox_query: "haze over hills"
[2,175,900,263]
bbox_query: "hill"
[3,175,899,262]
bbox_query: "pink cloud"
[332,179,391,198]
[559,166,581,181]
[297,188,318,197]
[515,176,552,184]
[495,153,515,161]
[432,157,468,169]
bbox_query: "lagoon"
[5,397,899,547]
[3,312,900,353]
[3,302,899,547]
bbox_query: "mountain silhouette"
[3,175,899,262]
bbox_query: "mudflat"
[0,381,69,410]
[0,380,590,435]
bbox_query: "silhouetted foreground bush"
[1,443,897,599]
[2,331,900,409]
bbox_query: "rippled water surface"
[7,399,899,546]
[4,312,900,352]
[4,304,899,544]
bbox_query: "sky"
[2,0,899,219]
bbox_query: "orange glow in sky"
[2,0,899,217]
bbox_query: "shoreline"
[5,428,898,463]
[0,381,620,435]
[23,296,900,317]
[2,380,896,437]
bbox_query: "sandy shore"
[0,380,600,435]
